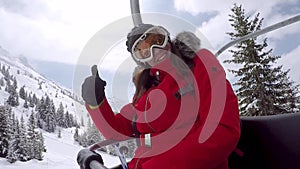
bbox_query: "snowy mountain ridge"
[0,45,86,118]
[0,45,131,168]
[0,45,124,168]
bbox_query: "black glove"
[82,65,107,106]
[77,149,104,169]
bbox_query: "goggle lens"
[132,27,168,62]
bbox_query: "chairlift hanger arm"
[215,14,300,57]
[130,0,143,26]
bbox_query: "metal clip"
[144,133,152,147]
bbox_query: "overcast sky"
[1,0,300,88]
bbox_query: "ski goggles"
[131,26,169,63]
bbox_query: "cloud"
[0,0,299,72]
[0,0,132,64]
[0,0,51,19]
[174,0,300,51]
[280,45,300,82]
[198,12,232,51]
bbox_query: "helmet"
[126,24,170,67]
[126,24,155,53]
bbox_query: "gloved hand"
[82,65,107,107]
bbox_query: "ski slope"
[0,128,121,169]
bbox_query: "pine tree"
[32,93,38,105]
[65,111,70,128]
[27,112,37,159]
[74,127,79,142]
[23,98,29,108]
[19,85,26,100]
[44,96,56,132]
[33,132,45,161]
[225,4,300,116]
[7,119,20,163]
[18,116,29,161]
[78,123,104,147]
[28,94,35,108]
[68,113,75,127]
[80,116,85,127]
[0,77,4,86]
[56,102,65,127]
[36,96,45,129]
[58,129,62,138]
[39,132,46,153]
[6,77,19,107]
[0,105,11,157]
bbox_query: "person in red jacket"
[81,24,241,169]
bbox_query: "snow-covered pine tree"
[23,98,29,108]
[35,96,46,129]
[18,116,29,161]
[80,116,85,127]
[58,129,62,138]
[28,94,35,108]
[39,131,46,153]
[32,93,38,105]
[0,77,4,87]
[6,77,19,107]
[44,96,56,132]
[7,118,20,163]
[26,112,45,161]
[2,65,10,81]
[0,105,11,157]
[65,111,71,128]
[33,132,45,161]
[74,127,79,142]
[67,112,75,127]
[27,112,37,160]
[78,123,104,147]
[225,4,300,116]
[19,85,26,100]
[56,102,65,128]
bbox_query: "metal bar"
[130,0,143,26]
[90,160,109,169]
[215,14,300,57]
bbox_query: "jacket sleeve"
[86,98,136,140]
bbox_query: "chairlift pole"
[130,0,143,26]
[215,14,300,57]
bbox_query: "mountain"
[0,45,130,168]
[28,59,75,89]
[0,46,132,168]
[0,45,86,120]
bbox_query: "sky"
[1,0,300,98]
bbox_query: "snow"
[0,128,121,169]
[0,42,122,168]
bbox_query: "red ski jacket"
[86,49,241,169]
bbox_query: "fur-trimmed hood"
[173,31,201,59]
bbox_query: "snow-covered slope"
[0,128,122,169]
[0,46,123,168]
[0,45,87,121]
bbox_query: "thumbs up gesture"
[81,65,107,106]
